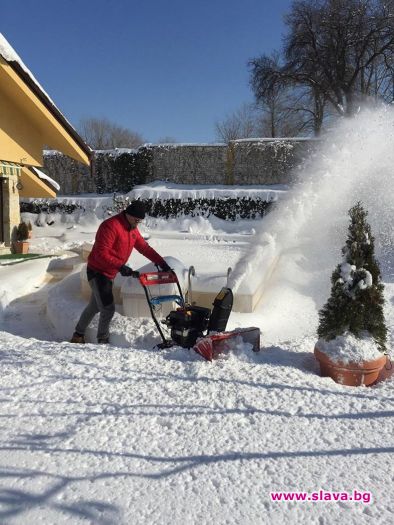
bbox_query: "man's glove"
[158,261,172,272]
[119,265,140,278]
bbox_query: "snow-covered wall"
[231,138,316,185]
[43,139,318,194]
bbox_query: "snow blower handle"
[139,271,180,287]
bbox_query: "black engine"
[162,287,234,348]
[163,305,211,348]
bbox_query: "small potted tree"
[315,202,390,386]
[13,222,30,254]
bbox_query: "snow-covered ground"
[1,109,394,524]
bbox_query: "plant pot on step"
[13,241,29,254]
[314,344,387,387]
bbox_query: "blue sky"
[2,0,292,143]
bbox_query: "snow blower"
[138,270,260,360]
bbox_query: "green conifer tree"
[317,202,387,351]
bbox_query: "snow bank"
[0,258,54,322]
[129,180,288,202]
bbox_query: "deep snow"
[1,108,394,524]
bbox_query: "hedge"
[21,195,275,221]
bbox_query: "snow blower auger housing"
[138,270,260,360]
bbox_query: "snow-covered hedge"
[21,190,285,221]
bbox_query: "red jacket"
[87,212,165,279]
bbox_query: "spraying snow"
[229,106,394,340]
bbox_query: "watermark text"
[270,489,372,504]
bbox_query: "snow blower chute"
[138,270,260,360]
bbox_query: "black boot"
[70,332,85,344]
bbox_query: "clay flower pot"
[314,344,388,387]
[12,241,29,254]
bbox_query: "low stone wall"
[43,138,318,195]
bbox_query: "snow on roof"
[0,33,91,157]
[143,143,227,148]
[232,137,319,143]
[0,33,56,107]
[31,166,60,191]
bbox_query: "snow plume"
[229,106,394,306]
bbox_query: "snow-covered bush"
[317,202,387,352]
[22,194,274,221]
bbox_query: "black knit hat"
[124,201,146,219]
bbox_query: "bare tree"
[250,53,321,136]
[359,54,394,103]
[284,0,394,116]
[250,0,394,127]
[215,103,260,142]
[79,117,145,149]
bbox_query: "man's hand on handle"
[119,265,140,278]
[157,261,173,272]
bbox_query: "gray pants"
[75,269,115,340]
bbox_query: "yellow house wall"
[0,87,43,166]
[0,55,90,249]
[0,57,90,166]
[0,55,92,248]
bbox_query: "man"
[70,201,171,344]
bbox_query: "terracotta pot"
[314,344,388,387]
[374,355,394,385]
[12,241,29,254]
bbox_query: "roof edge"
[8,60,92,161]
